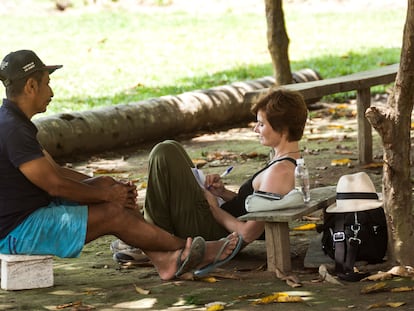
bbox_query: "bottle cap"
[296,158,304,165]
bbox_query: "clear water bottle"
[295,158,311,203]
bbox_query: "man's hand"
[107,181,138,209]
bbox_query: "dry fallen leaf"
[390,286,414,292]
[331,158,352,166]
[134,284,150,295]
[56,301,95,310]
[236,292,265,300]
[367,301,406,309]
[253,292,303,305]
[361,282,388,294]
[192,158,208,168]
[362,162,384,169]
[199,276,219,283]
[362,271,393,282]
[319,264,343,285]
[92,168,127,174]
[275,268,302,288]
[292,223,317,231]
[387,265,414,277]
[56,301,82,309]
[205,301,226,311]
[328,124,345,129]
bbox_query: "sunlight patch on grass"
[0,2,405,114]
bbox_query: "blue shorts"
[0,199,88,258]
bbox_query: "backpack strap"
[334,212,370,281]
[344,212,362,271]
[333,214,347,273]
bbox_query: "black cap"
[0,50,62,87]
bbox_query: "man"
[0,50,242,280]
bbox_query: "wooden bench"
[0,254,54,290]
[238,186,336,273]
[244,64,398,164]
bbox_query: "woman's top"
[220,157,297,218]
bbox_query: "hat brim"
[44,65,63,74]
[326,198,383,213]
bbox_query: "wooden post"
[357,88,373,164]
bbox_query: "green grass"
[0,1,406,115]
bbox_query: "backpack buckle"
[351,223,361,234]
[333,231,346,242]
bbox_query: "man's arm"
[19,153,136,208]
[43,150,91,182]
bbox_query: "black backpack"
[317,207,388,281]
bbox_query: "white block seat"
[0,254,54,290]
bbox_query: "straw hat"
[326,172,383,213]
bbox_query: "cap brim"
[45,65,63,74]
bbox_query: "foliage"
[0,1,405,115]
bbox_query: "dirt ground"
[1,96,414,311]
[1,1,413,309]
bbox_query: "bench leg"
[357,88,373,164]
[264,222,291,273]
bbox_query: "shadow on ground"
[1,98,414,310]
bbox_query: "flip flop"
[175,236,206,277]
[193,234,243,277]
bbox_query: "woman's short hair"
[251,87,308,141]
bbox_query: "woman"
[113,87,308,265]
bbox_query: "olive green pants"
[143,140,229,240]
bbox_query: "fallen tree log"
[35,77,275,157]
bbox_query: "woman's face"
[253,109,283,147]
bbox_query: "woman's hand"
[204,173,225,196]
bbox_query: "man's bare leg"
[85,203,240,280]
[86,203,185,251]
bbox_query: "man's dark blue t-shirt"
[0,99,51,238]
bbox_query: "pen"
[220,166,234,178]
[207,166,234,190]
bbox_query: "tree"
[264,0,292,85]
[35,77,275,157]
[365,0,414,265]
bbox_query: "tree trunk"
[365,0,414,265]
[264,0,292,85]
[34,77,275,158]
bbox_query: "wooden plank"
[238,186,336,223]
[244,64,398,105]
[265,222,291,272]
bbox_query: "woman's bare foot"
[144,233,241,280]
[144,237,196,280]
[199,232,240,267]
